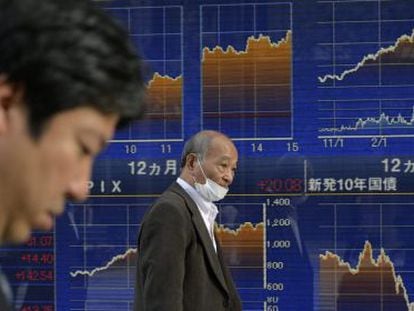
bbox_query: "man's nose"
[67,163,92,202]
[222,170,234,186]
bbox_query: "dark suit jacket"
[134,182,242,311]
[0,274,12,311]
[0,291,11,311]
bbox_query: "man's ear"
[186,153,198,171]
[0,75,15,135]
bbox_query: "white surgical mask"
[194,158,228,202]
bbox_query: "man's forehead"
[209,135,236,149]
[46,107,117,137]
[206,148,238,162]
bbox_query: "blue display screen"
[2,1,414,310]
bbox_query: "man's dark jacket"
[0,273,12,311]
[134,182,242,311]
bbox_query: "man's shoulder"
[158,182,185,201]
[0,288,12,311]
[150,182,192,213]
[142,184,194,228]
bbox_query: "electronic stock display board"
[2,0,414,310]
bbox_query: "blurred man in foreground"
[0,0,146,308]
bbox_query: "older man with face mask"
[135,130,242,311]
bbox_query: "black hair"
[0,0,146,136]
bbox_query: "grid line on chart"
[200,2,293,140]
[317,0,414,139]
[106,5,184,142]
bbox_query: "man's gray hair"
[180,131,225,168]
